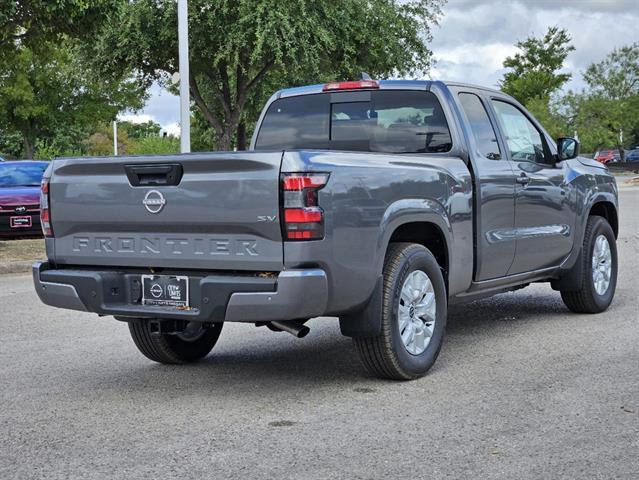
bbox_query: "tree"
[119,120,162,139]
[0,40,146,158]
[583,43,639,100]
[0,0,147,159]
[571,43,639,157]
[83,123,136,156]
[500,26,575,105]
[89,0,444,151]
[80,123,179,157]
[585,43,639,155]
[0,129,22,159]
[525,95,569,140]
[0,0,119,52]
[130,136,180,155]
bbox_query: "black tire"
[354,243,447,380]
[128,320,223,364]
[561,215,617,313]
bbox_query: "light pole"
[177,0,190,153]
[113,121,118,156]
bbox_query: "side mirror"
[557,137,580,161]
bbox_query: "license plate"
[141,275,189,307]
[10,216,32,228]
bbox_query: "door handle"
[516,173,530,185]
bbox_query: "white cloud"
[163,122,181,137]
[117,112,181,137]
[117,113,155,124]
[430,0,639,92]
[127,83,180,132]
[136,0,639,130]
[430,43,519,88]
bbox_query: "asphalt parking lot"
[1,189,638,480]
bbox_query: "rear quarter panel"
[281,150,474,314]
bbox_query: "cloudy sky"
[125,0,639,132]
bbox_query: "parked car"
[0,161,48,237]
[625,149,639,162]
[33,80,618,380]
[594,149,621,164]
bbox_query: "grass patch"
[0,238,45,264]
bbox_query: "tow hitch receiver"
[148,319,212,336]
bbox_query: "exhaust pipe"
[269,320,310,338]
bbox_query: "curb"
[0,261,33,275]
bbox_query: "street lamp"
[178,0,190,153]
[113,121,118,156]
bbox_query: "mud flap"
[551,247,583,292]
[339,276,383,338]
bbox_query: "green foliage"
[564,43,639,155]
[34,140,83,161]
[0,1,120,58]
[500,26,575,105]
[0,40,146,158]
[33,125,87,159]
[0,129,22,159]
[119,120,162,139]
[89,0,444,150]
[583,43,639,100]
[500,29,637,156]
[0,0,146,159]
[525,96,569,140]
[129,136,180,155]
[191,113,217,152]
[81,123,140,156]
[79,123,179,157]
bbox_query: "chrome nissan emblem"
[150,283,163,298]
[15,206,27,213]
[142,190,166,214]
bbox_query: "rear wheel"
[560,215,617,313]
[128,320,223,364]
[354,243,447,380]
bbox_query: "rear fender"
[340,200,452,338]
[378,199,453,277]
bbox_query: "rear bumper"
[32,262,328,323]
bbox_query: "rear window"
[255,90,452,154]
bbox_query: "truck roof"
[276,79,503,99]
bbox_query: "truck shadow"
[75,289,583,399]
[446,289,569,333]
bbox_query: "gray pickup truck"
[33,79,618,380]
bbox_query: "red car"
[0,161,48,237]
[594,149,620,164]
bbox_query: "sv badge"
[257,215,277,222]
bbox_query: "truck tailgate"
[48,152,284,271]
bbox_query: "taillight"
[40,178,53,237]
[323,80,379,91]
[281,173,329,241]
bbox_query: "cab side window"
[491,100,547,164]
[458,93,501,160]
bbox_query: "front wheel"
[561,215,618,313]
[128,320,223,364]
[354,243,447,380]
